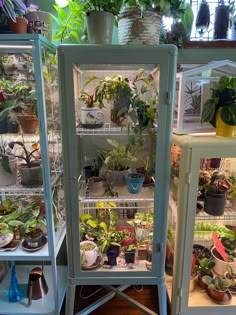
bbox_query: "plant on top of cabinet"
[201,75,236,137]
[53,0,86,43]
[0,0,28,33]
[8,140,42,186]
[118,0,186,45]
[203,170,232,216]
[99,139,137,184]
[84,0,123,44]
[202,275,231,303]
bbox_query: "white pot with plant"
[80,240,98,267]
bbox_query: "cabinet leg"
[157,283,167,315]
[66,283,76,315]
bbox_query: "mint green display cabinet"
[0,35,66,315]
[167,134,236,315]
[57,45,177,315]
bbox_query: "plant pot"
[197,271,214,289]
[24,230,43,248]
[0,156,17,186]
[7,119,19,133]
[86,11,114,44]
[106,246,120,266]
[215,108,236,138]
[87,177,106,197]
[125,172,145,194]
[118,6,161,44]
[125,250,136,264]
[189,272,198,292]
[80,240,98,267]
[17,114,38,134]
[18,164,43,186]
[211,247,236,276]
[135,226,151,243]
[84,165,99,181]
[106,168,131,185]
[213,5,229,39]
[136,167,153,185]
[80,107,104,127]
[26,11,52,41]
[224,272,236,294]
[204,191,226,216]
[0,117,8,134]
[116,226,135,246]
[8,17,28,34]
[207,287,229,303]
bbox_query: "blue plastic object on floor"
[8,265,24,303]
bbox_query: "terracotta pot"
[136,167,153,185]
[198,271,213,289]
[8,17,28,34]
[17,115,38,134]
[207,287,227,302]
[18,164,43,186]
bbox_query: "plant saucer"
[207,289,232,305]
[0,238,20,251]
[0,233,14,248]
[22,235,47,252]
[81,256,102,270]
[81,122,103,129]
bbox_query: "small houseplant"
[8,140,42,186]
[202,275,231,303]
[118,0,186,44]
[84,0,123,44]
[224,264,236,294]
[203,171,232,216]
[123,244,137,264]
[99,139,137,184]
[79,78,104,127]
[195,257,215,289]
[0,0,28,33]
[201,75,236,137]
[80,240,98,267]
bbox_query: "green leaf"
[8,220,24,227]
[201,99,215,124]
[221,105,236,126]
[1,155,11,174]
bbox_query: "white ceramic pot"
[80,240,98,267]
[81,107,104,126]
[0,156,17,186]
[211,247,236,276]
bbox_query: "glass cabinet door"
[168,134,236,315]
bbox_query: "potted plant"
[80,240,98,267]
[195,257,215,289]
[203,170,232,216]
[22,198,47,249]
[52,0,86,43]
[125,172,144,194]
[201,75,236,137]
[202,275,231,303]
[123,244,137,264]
[127,212,153,246]
[0,0,28,34]
[118,0,186,45]
[211,230,236,276]
[99,139,137,184]
[25,1,53,41]
[0,142,17,186]
[79,79,104,128]
[84,0,123,44]
[224,264,236,294]
[8,140,42,186]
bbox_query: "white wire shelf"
[0,168,63,195]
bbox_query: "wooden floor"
[60,285,170,315]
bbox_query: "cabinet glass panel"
[74,63,159,272]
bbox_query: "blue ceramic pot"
[125,173,144,194]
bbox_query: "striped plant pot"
[118,7,161,45]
